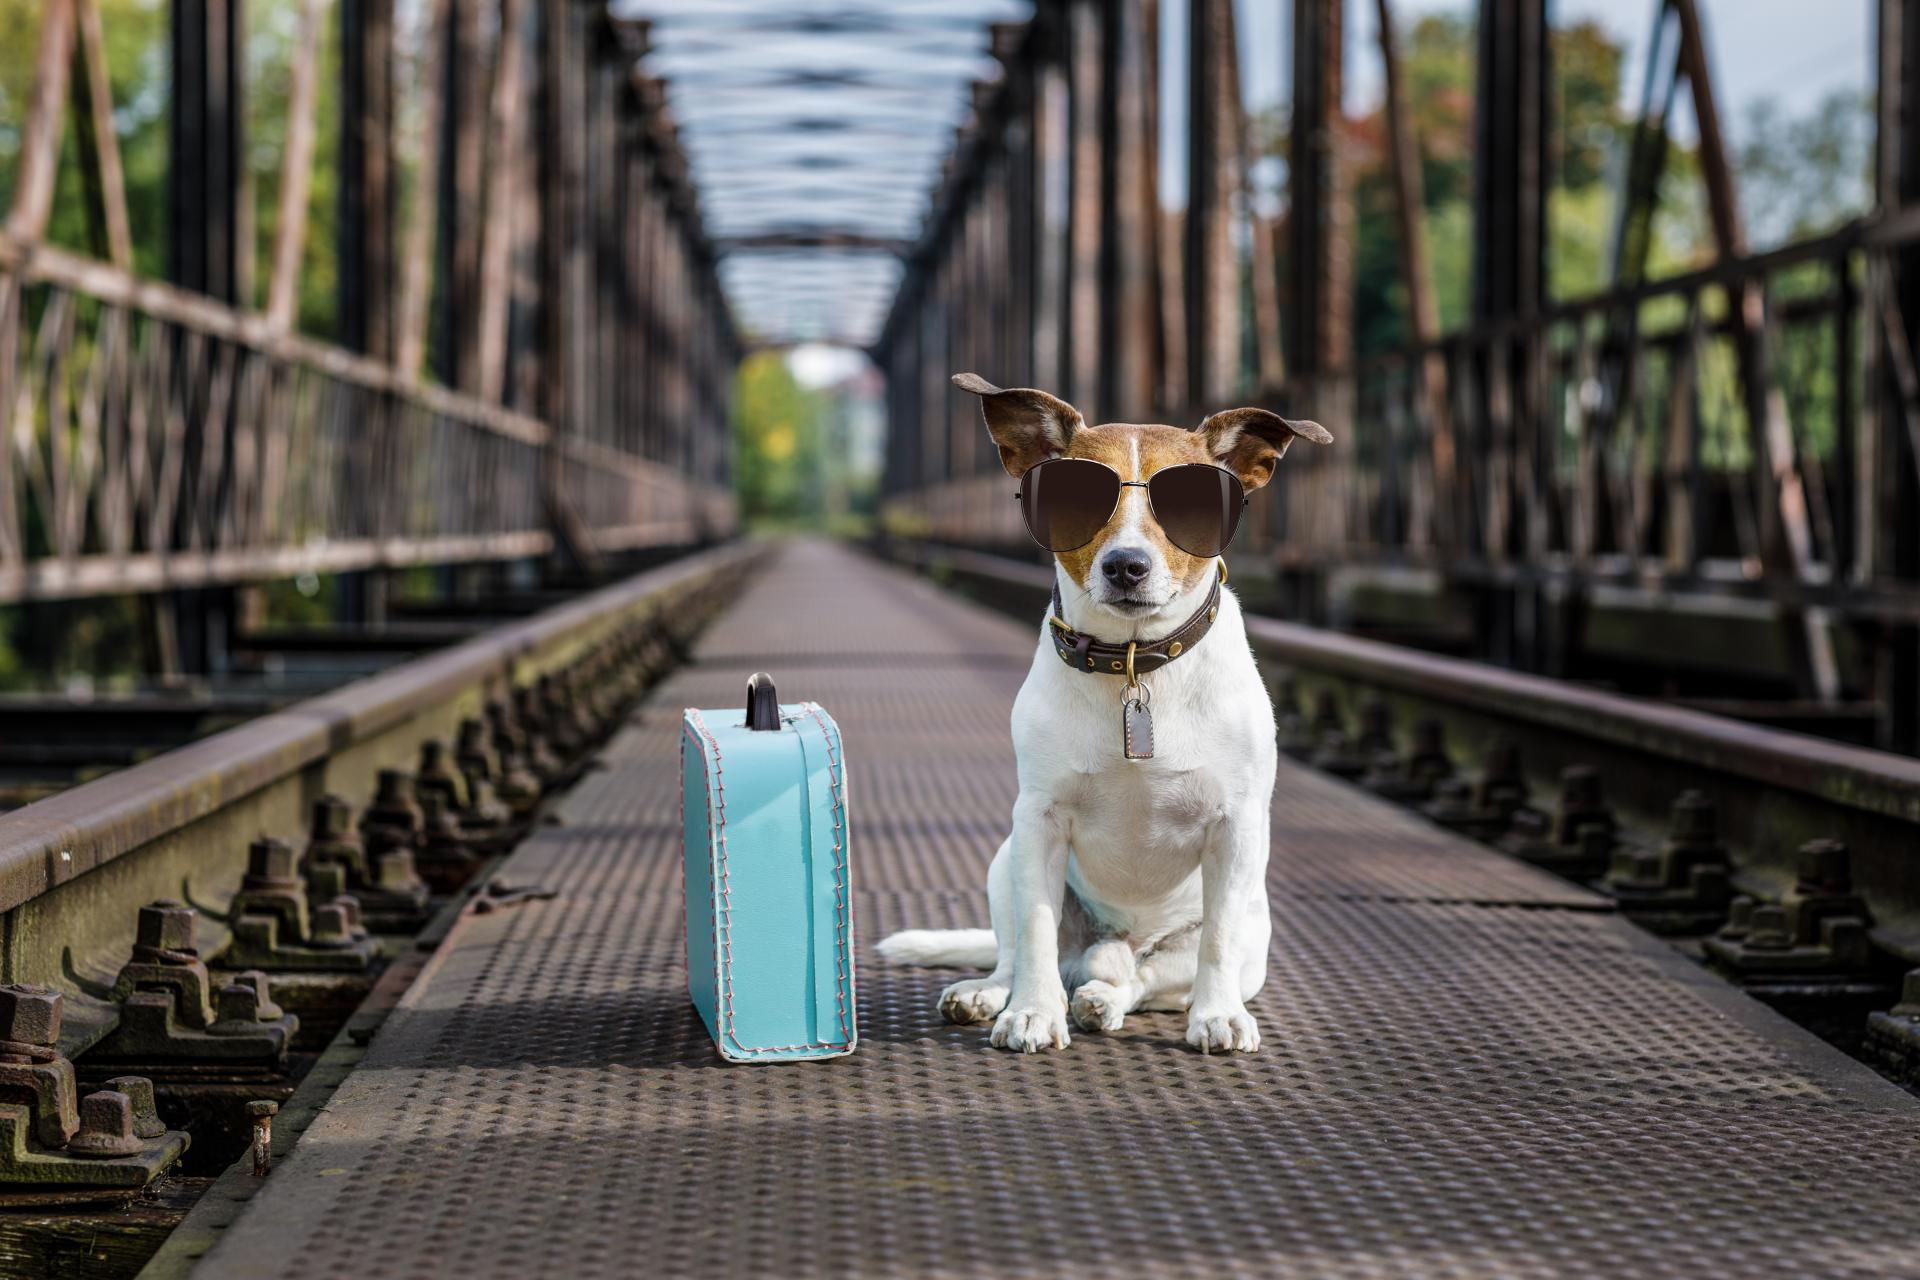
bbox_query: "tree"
[0,0,171,275]
[732,351,828,525]
[1736,87,1872,249]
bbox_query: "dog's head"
[954,373,1331,621]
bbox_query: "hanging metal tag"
[1122,696,1154,761]
[1120,642,1152,760]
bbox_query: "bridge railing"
[1248,220,1909,615]
[0,2,737,607]
[0,234,730,602]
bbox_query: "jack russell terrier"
[878,373,1331,1053]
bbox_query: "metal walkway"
[193,540,1920,1280]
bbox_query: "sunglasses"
[1013,458,1247,557]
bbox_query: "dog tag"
[1122,697,1154,761]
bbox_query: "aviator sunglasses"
[1013,458,1247,558]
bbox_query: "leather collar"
[1048,564,1224,679]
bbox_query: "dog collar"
[1047,561,1224,678]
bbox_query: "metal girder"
[634,1,1028,343]
[713,231,913,255]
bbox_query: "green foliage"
[245,0,343,336]
[0,0,171,272]
[0,0,344,336]
[732,352,828,525]
[1550,19,1625,192]
[1737,87,1873,249]
[1339,13,1868,360]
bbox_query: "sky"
[1343,0,1873,125]
[1162,0,1875,219]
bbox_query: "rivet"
[1207,607,1217,621]
[1168,642,1183,657]
[1085,657,1094,669]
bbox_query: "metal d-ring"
[1123,642,1150,707]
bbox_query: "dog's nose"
[1100,549,1152,588]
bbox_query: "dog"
[877,373,1331,1053]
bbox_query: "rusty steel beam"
[394,0,448,374]
[1874,0,1920,749]
[266,0,330,332]
[713,232,912,255]
[72,0,134,269]
[1065,0,1103,417]
[1189,0,1246,400]
[1285,0,1347,378]
[1471,0,1545,324]
[338,0,395,359]
[167,0,244,303]
[1376,0,1451,536]
[438,0,484,392]
[474,0,530,404]
[7,0,78,244]
[1100,0,1155,421]
[1668,0,1838,703]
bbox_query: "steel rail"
[891,539,1920,957]
[0,542,762,1023]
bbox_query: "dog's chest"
[1044,697,1237,855]
[1066,761,1219,844]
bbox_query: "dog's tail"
[875,928,998,969]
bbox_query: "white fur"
[875,929,998,968]
[880,453,1278,1055]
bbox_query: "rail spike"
[225,840,381,973]
[1603,791,1733,934]
[0,986,189,1200]
[90,901,299,1068]
[1496,763,1618,879]
[1703,839,1873,982]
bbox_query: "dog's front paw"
[1069,981,1128,1033]
[990,1001,1071,1053]
[939,976,1010,1025]
[1185,1004,1260,1054]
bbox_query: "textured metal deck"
[194,540,1920,1279]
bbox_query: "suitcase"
[680,673,856,1062]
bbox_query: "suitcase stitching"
[686,706,850,1058]
[799,702,853,1046]
[678,726,692,1028]
[684,711,741,1051]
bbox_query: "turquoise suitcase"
[680,673,856,1062]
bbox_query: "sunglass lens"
[1019,460,1119,552]
[1149,465,1244,557]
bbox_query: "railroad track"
[0,541,760,1272]
[887,538,1920,1088]
[140,539,1920,1280]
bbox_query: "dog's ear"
[1198,408,1333,492]
[952,373,1084,477]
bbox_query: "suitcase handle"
[745,672,782,731]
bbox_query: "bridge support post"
[1189,0,1249,408]
[1284,0,1347,384]
[162,0,247,675]
[1877,0,1920,749]
[336,0,397,631]
[1468,0,1548,673]
[1101,0,1156,423]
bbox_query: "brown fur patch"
[1054,424,1220,593]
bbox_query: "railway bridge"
[2,1,1920,1277]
